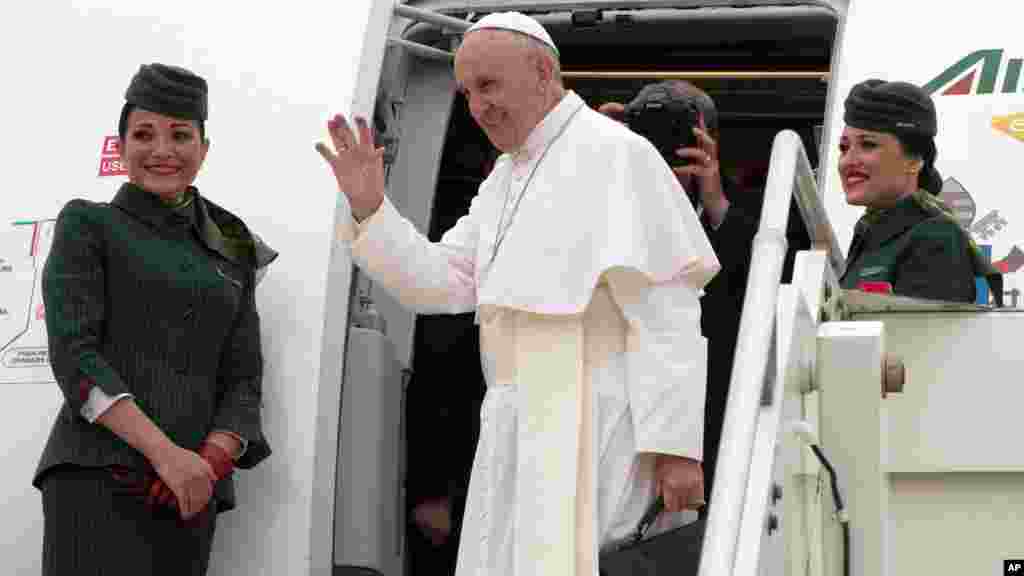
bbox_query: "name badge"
[859,265,886,278]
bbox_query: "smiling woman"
[120,110,208,200]
[116,66,210,202]
[34,63,278,576]
[837,79,1002,303]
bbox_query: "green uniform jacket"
[840,195,978,302]
[34,183,277,512]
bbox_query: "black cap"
[124,63,208,122]
[844,79,936,138]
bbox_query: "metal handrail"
[394,2,472,32]
[386,37,454,61]
[699,130,840,575]
[390,2,470,61]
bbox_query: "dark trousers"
[406,524,459,576]
[41,466,217,576]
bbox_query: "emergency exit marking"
[98,135,127,177]
[101,136,120,155]
[1007,559,1024,574]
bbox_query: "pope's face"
[455,30,549,152]
[120,108,208,201]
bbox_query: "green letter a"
[922,49,1002,95]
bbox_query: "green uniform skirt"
[40,466,217,576]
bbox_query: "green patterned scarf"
[161,188,194,210]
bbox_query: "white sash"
[479,284,625,576]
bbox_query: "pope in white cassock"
[317,12,720,576]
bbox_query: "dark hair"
[662,80,719,136]
[895,132,942,195]
[118,103,207,142]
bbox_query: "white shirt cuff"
[81,387,133,423]
[335,199,385,245]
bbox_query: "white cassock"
[337,91,720,576]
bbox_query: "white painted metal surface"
[702,128,840,576]
[335,327,405,575]
[849,307,1024,574]
[863,312,1024,474]
[816,321,889,576]
[777,250,834,576]
[734,286,809,576]
[0,2,393,574]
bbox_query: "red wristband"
[78,376,95,403]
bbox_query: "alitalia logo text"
[924,49,1023,96]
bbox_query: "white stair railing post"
[700,131,841,576]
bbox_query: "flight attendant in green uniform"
[838,79,1001,304]
[35,63,278,575]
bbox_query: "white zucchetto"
[465,11,559,56]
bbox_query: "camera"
[624,84,699,167]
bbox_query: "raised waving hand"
[316,114,386,222]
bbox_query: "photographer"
[601,81,809,506]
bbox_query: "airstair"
[702,129,1024,576]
